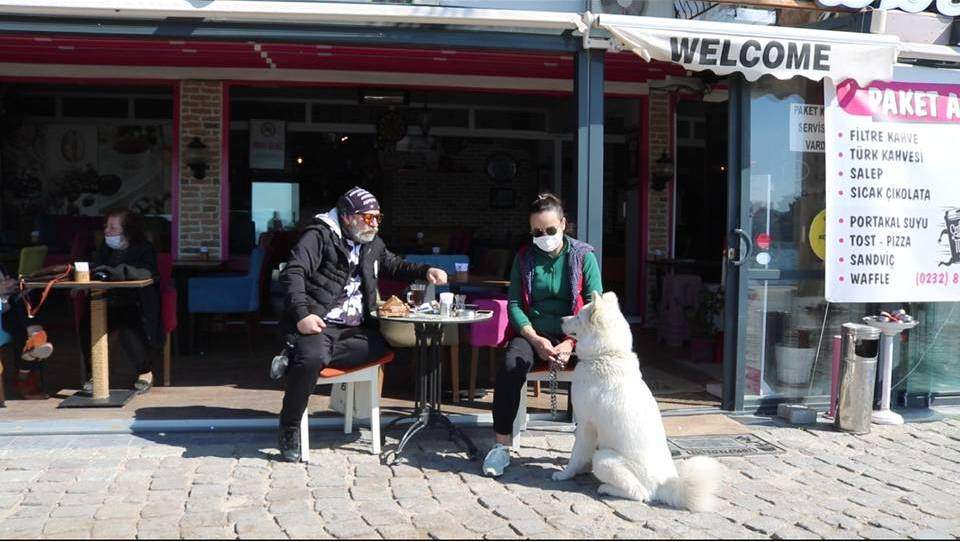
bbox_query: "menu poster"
[825,79,960,302]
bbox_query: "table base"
[383,407,478,465]
[59,390,136,408]
[381,321,479,465]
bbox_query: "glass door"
[724,77,868,412]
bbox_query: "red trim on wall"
[172,82,181,257]
[220,82,231,261]
[638,95,650,320]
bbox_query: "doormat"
[667,433,784,459]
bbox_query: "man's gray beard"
[346,226,377,244]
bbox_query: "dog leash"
[549,352,570,419]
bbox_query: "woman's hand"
[554,339,574,367]
[0,278,16,298]
[530,334,558,362]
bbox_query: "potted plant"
[685,288,723,364]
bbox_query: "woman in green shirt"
[482,193,602,477]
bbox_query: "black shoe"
[278,425,301,463]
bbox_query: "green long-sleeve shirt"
[507,242,603,337]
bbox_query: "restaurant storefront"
[1,0,959,421]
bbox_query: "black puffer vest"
[281,219,428,332]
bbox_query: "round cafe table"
[374,309,492,464]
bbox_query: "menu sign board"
[826,79,960,302]
[789,104,824,153]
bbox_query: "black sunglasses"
[530,226,560,238]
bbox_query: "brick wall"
[381,138,541,248]
[179,80,223,259]
[646,92,672,322]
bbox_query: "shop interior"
[0,72,733,420]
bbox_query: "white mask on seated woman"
[533,230,563,253]
[105,235,127,250]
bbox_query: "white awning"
[0,0,586,32]
[597,13,900,85]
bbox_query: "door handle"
[728,228,752,267]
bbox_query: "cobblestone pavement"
[1,418,959,539]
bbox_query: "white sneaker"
[482,444,511,477]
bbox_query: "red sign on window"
[756,233,771,250]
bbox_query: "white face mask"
[105,235,126,250]
[533,231,563,253]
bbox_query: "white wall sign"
[249,119,285,170]
[789,104,824,153]
[825,78,960,302]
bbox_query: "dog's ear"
[589,292,605,327]
[602,291,619,307]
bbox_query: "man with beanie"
[277,186,448,462]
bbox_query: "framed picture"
[489,187,515,209]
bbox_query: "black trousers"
[492,334,569,436]
[279,323,390,429]
[78,304,151,378]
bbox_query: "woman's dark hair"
[105,208,147,245]
[529,193,564,219]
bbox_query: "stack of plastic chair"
[657,274,702,347]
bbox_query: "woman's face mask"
[529,211,565,253]
[105,235,126,250]
[533,230,563,252]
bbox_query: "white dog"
[552,291,721,512]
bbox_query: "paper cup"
[74,262,90,283]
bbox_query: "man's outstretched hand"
[297,314,326,335]
[426,268,448,285]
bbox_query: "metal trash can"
[835,323,881,434]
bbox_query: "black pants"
[78,304,151,378]
[279,324,390,429]
[492,334,569,436]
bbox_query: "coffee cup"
[74,262,90,283]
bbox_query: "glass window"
[134,98,173,119]
[61,96,128,118]
[474,109,546,131]
[232,101,306,122]
[251,182,300,244]
[743,77,868,402]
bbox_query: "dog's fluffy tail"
[655,456,722,512]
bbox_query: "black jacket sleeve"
[380,245,430,283]
[281,229,323,323]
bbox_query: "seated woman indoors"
[481,193,603,477]
[77,209,162,395]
